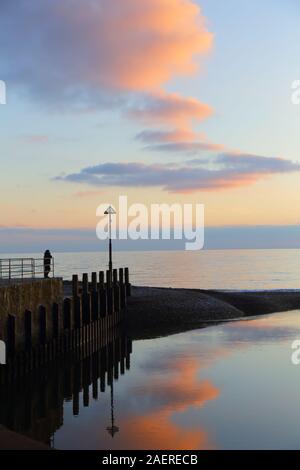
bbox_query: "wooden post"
[125,267,131,296]
[82,274,91,325]
[119,268,126,309]
[39,306,47,345]
[113,268,120,316]
[63,298,71,330]
[63,299,72,352]
[106,270,113,316]
[99,287,107,319]
[91,273,99,322]
[73,295,82,329]
[82,292,91,325]
[72,274,79,347]
[72,274,79,297]
[91,272,97,291]
[72,274,82,334]
[52,304,59,339]
[82,273,89,294]
[99,271,106,320]
[24,310,32,351]
[7,314,16,357]
[91,291,99,322]
[99,271,105,288]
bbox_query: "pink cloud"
[57,154,300,193]
[1,0,213,133]
[137,129,199,143]
[129,91,213,128]
[0,0,212,95]
[80,0,213,92]
[3,0,289,194]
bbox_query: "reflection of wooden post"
[100,346,107,392]
[114,338,119,380]
[92,379,98,400]
[125,268,131,297]
[125,338,131,370]
[100,370,106,393]
[120,336,126,375]
[92,353,98,400]
[73,361,81,416]
[64,366,72,401]
[83,358,90,407]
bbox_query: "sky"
[0,0,299,251]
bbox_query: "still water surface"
[1,310,300,450]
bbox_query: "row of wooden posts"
[4,267,131,371]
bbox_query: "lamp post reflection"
[106,368,119,438]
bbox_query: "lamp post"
[104,206,116,282]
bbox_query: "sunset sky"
[0,0,299,250]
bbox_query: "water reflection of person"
[43,250,52,278]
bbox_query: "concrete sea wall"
[0,279,63,344]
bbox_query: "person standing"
[43,250,52,278]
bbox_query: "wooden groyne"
[0,268,131,383]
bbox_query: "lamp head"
[104,206,116,215]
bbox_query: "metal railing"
[0,257,55,280]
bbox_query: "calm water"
[53,311,300,450]
[1,311,300,449]
[3,249,300,289]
